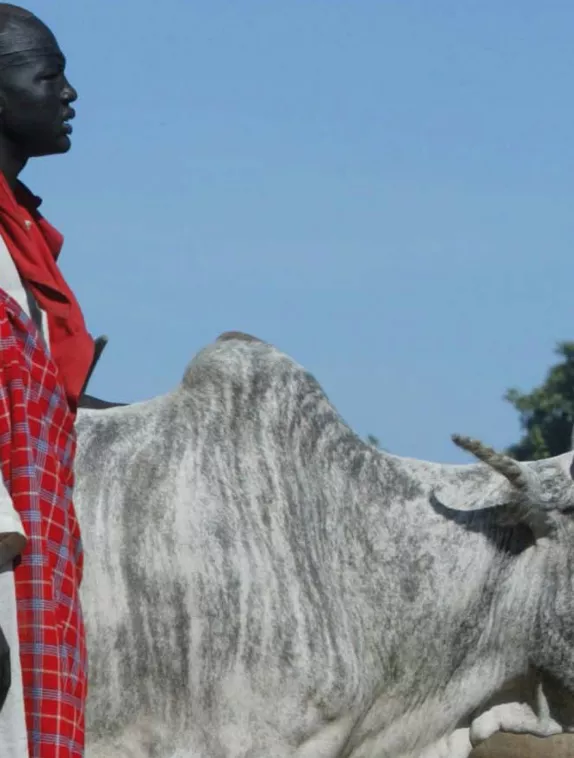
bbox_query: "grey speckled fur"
[73,337,574,758]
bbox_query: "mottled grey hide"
[73,337,574,758]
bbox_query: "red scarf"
[0,173,94,412]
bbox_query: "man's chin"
[31,136,72,158]
[51,135,72,154]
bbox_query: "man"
[0,4,94,756]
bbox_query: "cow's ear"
[468,483,559,537]
[449,434,574,539]
[487,500,559,538]
[430,488,557,541]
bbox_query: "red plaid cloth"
[0,289,86,756]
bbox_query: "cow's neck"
[318,450,544,754]
[324,449,536,694]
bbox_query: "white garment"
[0,565,28,758]
[0,228,48,758]
[0,230,34,545]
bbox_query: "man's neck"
[0,137,27,190]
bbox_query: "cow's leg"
[469,701,563,746]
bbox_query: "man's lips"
[62,107,75,133]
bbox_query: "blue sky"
[22,1,574,462]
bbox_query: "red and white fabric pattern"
[0,287,86,757]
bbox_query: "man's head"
[0,4,77,161]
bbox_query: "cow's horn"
[452,434,529,491]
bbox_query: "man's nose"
[62,78,78,104]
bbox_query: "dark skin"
[0,5,77,188]
[0,5,79,711]
[0,6,121,407]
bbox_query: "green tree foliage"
[505,341,574,461]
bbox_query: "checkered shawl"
[0,289,86,756]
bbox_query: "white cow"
[73,334,574,758]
